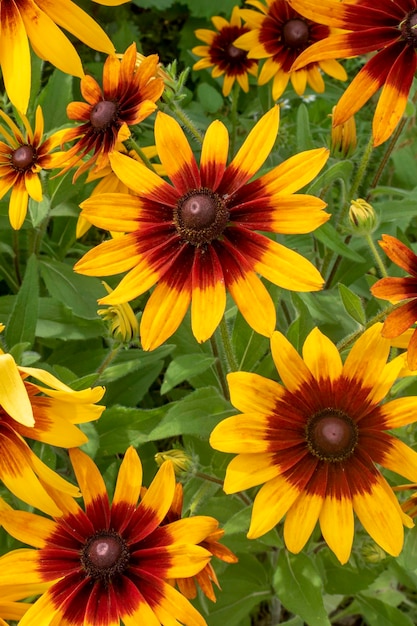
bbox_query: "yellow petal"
[0,354,34,427]
[0,3,31,113]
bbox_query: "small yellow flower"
[98,281,139,342]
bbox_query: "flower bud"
[348,198,377,235]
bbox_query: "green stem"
[94,343,123,384]
[194,471,252,506]
[218,316,238,373]
[126,137,157,173]
[365,233,388,278]
[368,116,408,193]
[229,81,240,156]
[339,134,374,226]
[210,334,229,399]
[167,101,204,145]
[336,303,396,352]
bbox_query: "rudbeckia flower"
[0,106,67,230]
[210,324,417,564]
[289,0,417,146]
[165,483,238,602]
[0,0,117,114]
[371,234,417,370]
[0,446,219,626]
[192,6,258,96]
[234,0,347,100]
[60,43,164,181]
[74,106,329,350]
[0,351,105,516]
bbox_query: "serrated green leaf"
[6,254,38,349]
[274,551,331,626]
[161,354,217,394]
[338,283,366,325]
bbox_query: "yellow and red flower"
[289,0,417,146]
[210,324,417,564]
[234,0,347,100]
[60,43,164,180]
[192,6,258,96]
[0,106,67,230]
[0,447,219,626]
[165,483,238,602]
[0,0,119,114]
[371,234,417,369]
[0,351,105,515]
[74,106,329,350]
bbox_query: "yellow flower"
[0,351,105,515]
[0,0,118,114]
[0,106,67,230]
[0,447,218,625]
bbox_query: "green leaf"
[296,103,314,151]
[357,594,414,626]
[147,386,233,440]
[315,222,365,262]
[40,260,104,320]
[161,354,217,394]
[338,283,366,325]
[6,254,39,349]
[28,195,50,228]
[131,0,174,8]
[273,551,331,626]
[197,83,224,113]
[38,69,73,131]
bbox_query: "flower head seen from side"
[98,281,139,343]
[371,234,417,370]
[0,351,105,516]
[60,43,164,180]
[75,106,329,350]
[164,482,238,602]
[289,0,417,146]
[192,6,258,96]
[0,446,219,626]
[234,0,347,100]
[210,323,417,564]
[0,106,68,230]
[0,0,117,114]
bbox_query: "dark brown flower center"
[174,188,229,247]
[90,100,118,130]
[226,43,247,62]
[305,408,358,462]
[401,10,417,46]
[11,145,37,171]
[282,18,310,49]
[81,530,130,582]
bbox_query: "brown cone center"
[11,145,36,171]
[401,10,417,46]
[81,531,130,581]
[174,188,229,247]
[306,408,358,462]
[226,43,247,62]
[90,100,118,129]
[282,18,310,49]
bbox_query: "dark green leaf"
[338,283,366,325]
[273,551,330,626]
[6,254,39,349]
[161,354,217,394]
